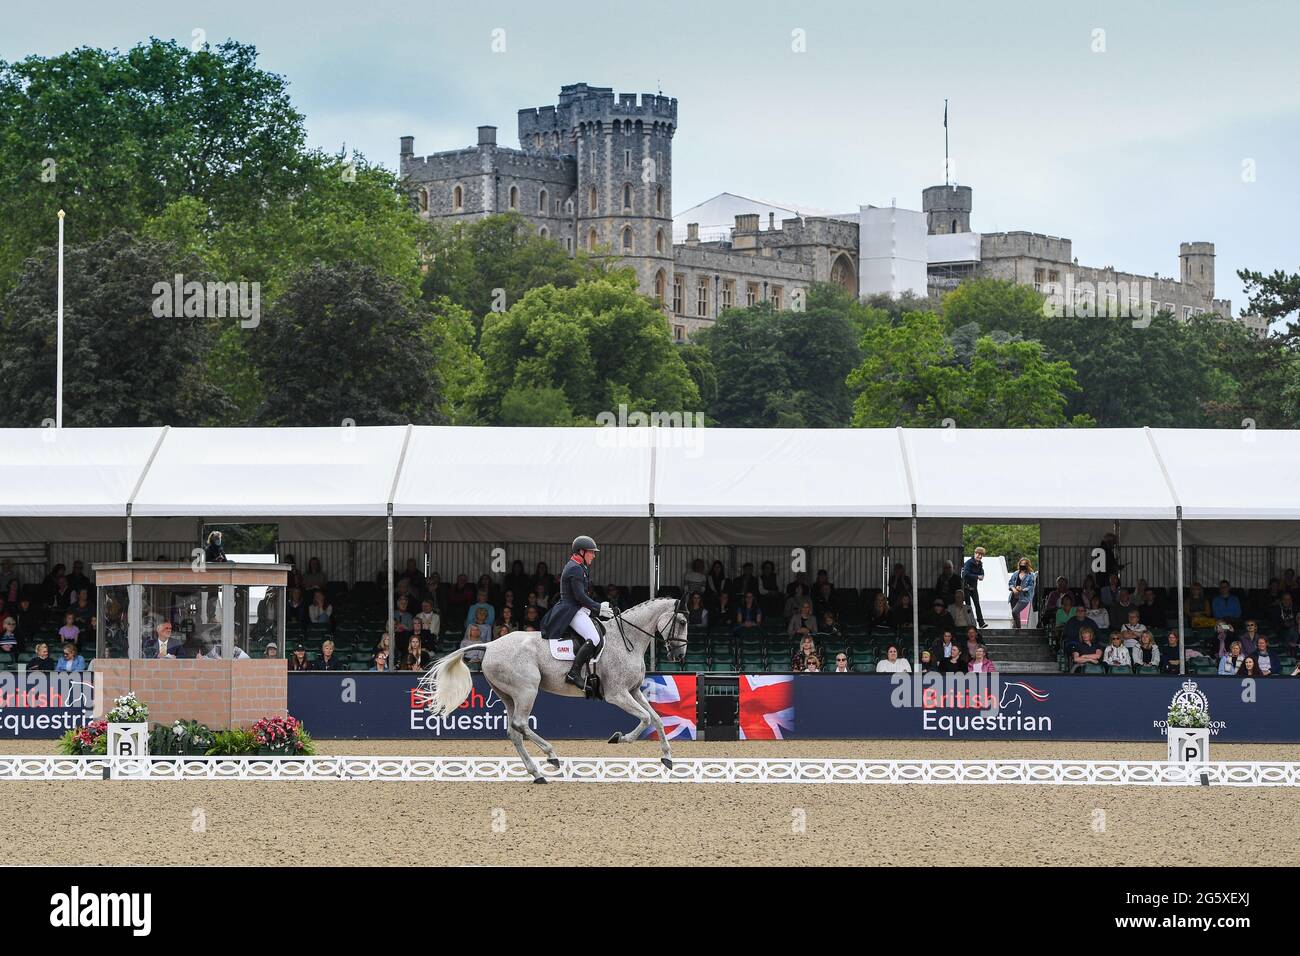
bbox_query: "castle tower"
[519,83,676,301]
[1179,241,1215,299]
[922,184,973,235]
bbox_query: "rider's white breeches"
[572,607,601,646]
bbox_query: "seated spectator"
[933,630,960,664]
[522,606,541,632]
[370,650,389,671]
[924,598,955,633]
[682,558,708,595]
[465,606,492,645]
[417,598,440,635]
[705,561,730,606]
[888,594,914,630]
[1100,572,1122,607]
[393,595,414,635]
[1103,633,1132,672]
[503,560,530,601]
[1218,639,1246,676]
[57,612,79,646]
[968,645,996,673]
[404,635,432,671]
[782,583,810,620]
[531,562,555,599]
[1208,623,1236,659]
[29,642,54,671]
[55,642,85,672]
[731,563,760,600]
[1132,632,1161,671]
[734,591,763,633]
[1237,655,1261,678]
[964,626,984,659]
[1139,589,1164,629]
[1068,627,1103,673]
[1236,620,1262,655]
[791,634,822,672]
[867,593,890,629]
[939,644,967,674]
[1212,580,1242,623]
[1085,595,1110,633]
[811,581,836,618]
[316,639,344,671]
[950,589,973,628]
[1269,593,1298,647]
[286,587,310,624]
[300,557,327,593]
[818,609,842,641]
[48,574,76,610]
[1043,576,1072,616]
[759,561,782,597]
[685,592,708,630]
[1161,632,1183,674]
[785,571,810,598]
[308,589,333,625]
[1053,593,1077,629]
[834,652,852,673]
[875,645,911,673]
[288,644,311,671]
[465,589,495,632]
[1184,582,1215,629]
[1062,604,1092,645]
[496,606,516,635]
[887,564,912,605]
[1253,636,1279,677]
[1110,589,1139,630]
[0,616,18,661]
[1118,609,1147,652]
[803,654,822,673]
[787,600,818,638]
[264,642,280,659]
[148,621,184,659]
[935,561,961,605]
[71,591,93,628]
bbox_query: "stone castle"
[401,83,1257,340]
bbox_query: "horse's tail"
[419,647,475,716]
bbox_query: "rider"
[541,535,613,692]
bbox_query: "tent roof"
[652,428,912,518]
[1150,428,1300,520]
[130,426,409,517]
[903,428,1178,520]
[0,427,165,517]
[392,426,651,517]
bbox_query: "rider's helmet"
[571,535,600,554]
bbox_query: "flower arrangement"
[57,720,108,755]
[250,715,316,755]
[1167,700,1210,729]
[148,719,215,756]
[106,692,149,724]
[206,729,258,756]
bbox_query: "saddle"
[544,617,607,700]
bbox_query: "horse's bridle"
[609,597,687,662]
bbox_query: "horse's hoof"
[608,733,621,744]
[661,757,674,769]
[547,757,561,769]
[533,776,548,784]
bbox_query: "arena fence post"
[1176,507,1186,675]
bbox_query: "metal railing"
[1039,544,1284,591]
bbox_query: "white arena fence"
[1,755,1297,786]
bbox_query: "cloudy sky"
[6,0,1297,318]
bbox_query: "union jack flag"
[739,675,795,740]
[638,674,697,740]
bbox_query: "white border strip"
[1,757,1297,786]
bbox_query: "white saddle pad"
[548,639,575,661]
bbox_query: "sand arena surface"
[2,738,1298,866]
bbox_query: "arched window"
[656,185,663,214]
[588,227,598,251]
[539,226,549,240]
[417,188,429,213]
[655,229,665,254]
[509,185,519,210]
[623,183,632,210]
[654,270,667,305]
[622,226,633,252]
[539,188,548,214]
[588,186,598,213]
[453,185,463,212]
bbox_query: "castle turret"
[1179,241,1215,298]
[922,184,973,235]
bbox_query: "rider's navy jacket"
[541,557,601,641]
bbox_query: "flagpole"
[944,99,949,187]
[56,209,65,428]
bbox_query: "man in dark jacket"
[541,536,612,691]
[961,548,988,628]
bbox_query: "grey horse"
[419,597,688,782]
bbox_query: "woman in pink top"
[968,644,997,673]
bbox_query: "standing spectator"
[1007,559,1036,629]
[28,642,54,672]
[1098,531,1125,582]
[968,645,996,673]
[1103,633,1132,672]
[1212,580,1242,624]
[316,639,345,671]
[875,645,911,673]
[935,561,962,605]
[961,547,988,628]
[56,642,86,672]
[204,531,228,564]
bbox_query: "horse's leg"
[522,723,561,770]
[632,686,674,768]
[507,684,548,783]
[603,686,651,746]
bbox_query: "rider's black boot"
[565,639,597,692]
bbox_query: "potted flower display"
[250,715,316,757]
[57,719,108,756]
[106,692,150,758]
[148,719,216,757]
[1166,681,1211,763]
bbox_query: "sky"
[5,0,1298,319]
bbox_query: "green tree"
[498,385,574,426]
[0,231,231,426]
[942,278,1048,339]
[246,261,445,426]
[1238,267,1300,328]
[478,273,698,423]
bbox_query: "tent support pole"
[387,508,395,671]
[910,507,920,668]
[649,508,657,671]
[126,507,133,563]
[882,518,890,592]
[1176,508,1185,675]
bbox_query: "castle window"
[453,185,464,212]
[655,229,665,254]
[539,188,548,214]
[1033,268,1045,292]
[696,279,708,317]
[588,186,597,213]
[624,149,631,171]
[951,219,957,234]
[656,186,663,214]
[674,325,685,342]
[622,226,633,252]
[654,270,667,306]
[672,276,683,314]
[539,227,549,240]
[721,280,735,311]
[417,188,429,213]
[772,286,784,310]
[588,227,598,251]
[623,184,632,210]
[534,133,541,149]
[746,283,758,307]
[509,185,519,210]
